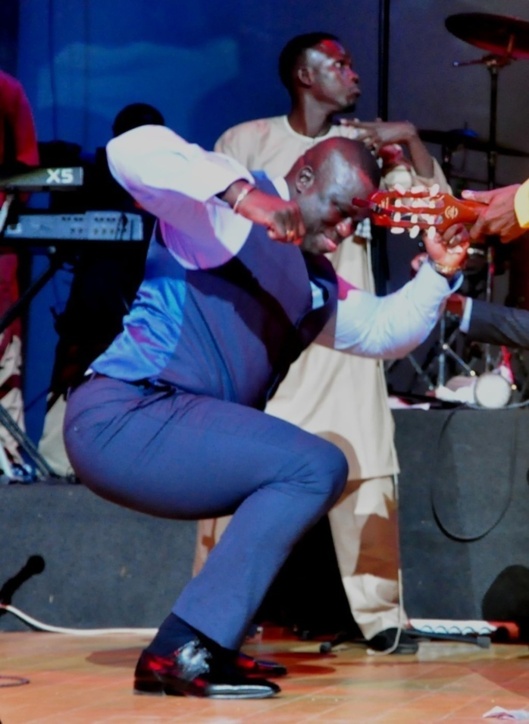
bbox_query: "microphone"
[0,555,46,610]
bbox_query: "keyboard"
[2,211,144,243]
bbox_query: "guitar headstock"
[353,186,484,238]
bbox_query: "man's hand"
[221,181,305,243]
[340,118,434,179]
[423,223,469,277]
[462,185,524,244]
[341,118,417,151]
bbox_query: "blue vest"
[93,174,338,410]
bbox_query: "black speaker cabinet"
[394,407,529,633]
[0,482,196,631]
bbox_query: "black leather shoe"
[235,651,287,677]
[133,640,281,699]
[367,628,419,654]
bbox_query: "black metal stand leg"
[0,250,67,478]
[319,630,361,653]
[0,250,63,332]
[486,63,499,189]
[0,405,56,477]
[408,629,491,649]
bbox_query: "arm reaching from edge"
[463,183,529,244]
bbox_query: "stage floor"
[1,627,529,722]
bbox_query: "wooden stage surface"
[1,627,529,723]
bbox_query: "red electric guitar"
[353,188,485,236]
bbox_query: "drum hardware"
[432,13,529,391]
[419,128,529,160]
[445,12,529,189]
[418,127,529,190]
[361,188,502,390]
[418,14,529,188]
[435,347,516,408]
[474,371,514,408]
[437,237,502,396]
[386,13,529,400]
[435,309,479,391]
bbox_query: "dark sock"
[145,613,239,662]
[145,613,198,656]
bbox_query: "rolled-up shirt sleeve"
[317,262,461,358]
[106,125,254,269]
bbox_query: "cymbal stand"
[434,310,476,388]
[486,60,500,190]
[483,242,495,370]
[452,51,514,371]
[437,314,447,387]
[453,49,513,189]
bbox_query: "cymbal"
[445,12,529,60]
[419,128,529,158]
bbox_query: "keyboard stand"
[0,202,60,477]
[0,404,56,478]
[0,248,64,478]
[0,247,66,334]
[0,168,85,479]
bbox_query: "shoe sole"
[134,680,279,699]
[134,686,277,699]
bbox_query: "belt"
[73,371,175,393]
[69,371,152,394]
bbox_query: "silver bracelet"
[233,184,256,214]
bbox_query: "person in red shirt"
[0,70,39,464]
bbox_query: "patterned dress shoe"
[235,651,287,677]
[133,640,281,699]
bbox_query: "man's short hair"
[112,103,165,138]
[278,32,340,92]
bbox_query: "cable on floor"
[0,603,157,636]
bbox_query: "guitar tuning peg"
[427,226,437,239]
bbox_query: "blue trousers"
[64,375,348,649]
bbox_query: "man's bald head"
[284,138,380,255]
[289,137,379,188]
